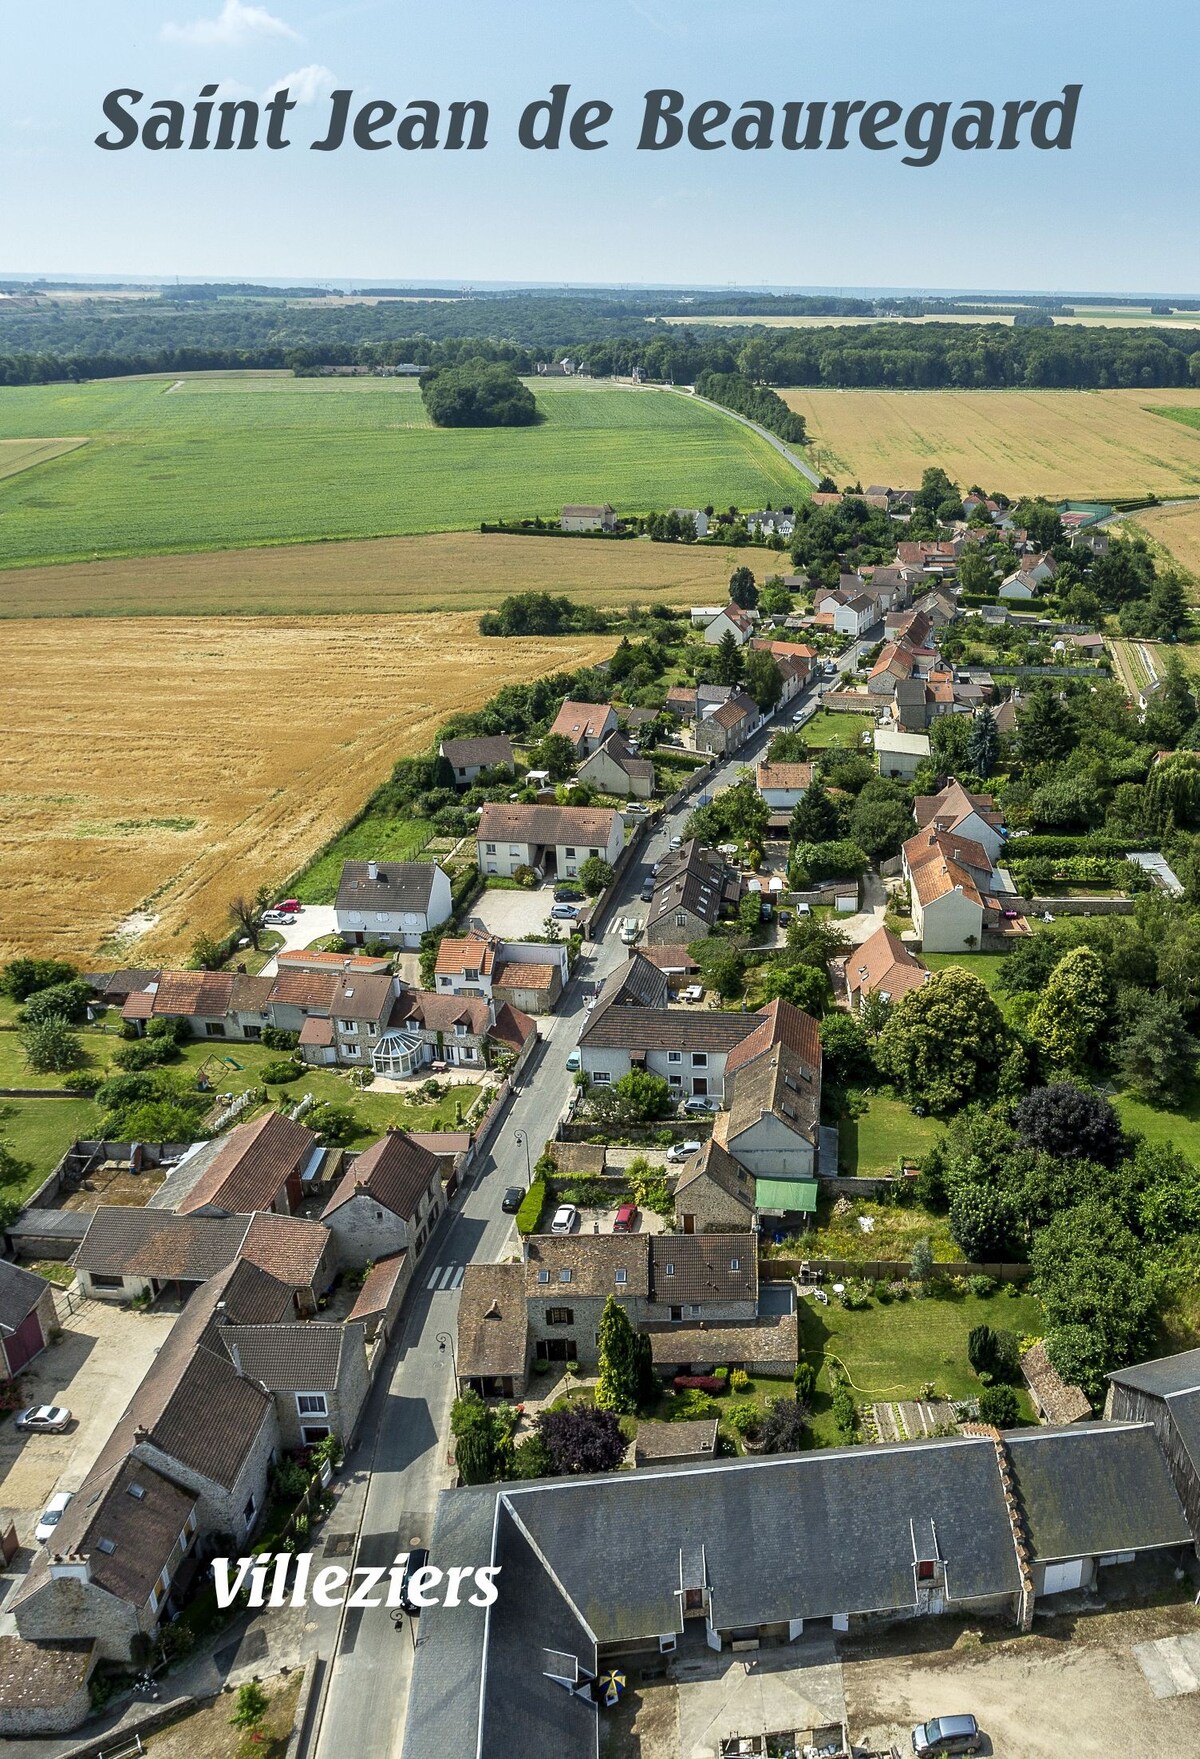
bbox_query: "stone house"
[673,1139,756,1234]
[694,691,760,758]
[578,957,762,1102]
[713,1003,823,1182]
[177,1110,323,1218]
[72,1207,333,1310]
[217,1321,372,1450]
[643,845,733,945]
[560,503,616,533]
[321,1131,444,1271]
[1106,1348,1200,1542]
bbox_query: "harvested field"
[0,613,613,963]
[0,437,87,481]
[780,387,1200,499]
[1131,498,1200,582]
[0,528,737,620]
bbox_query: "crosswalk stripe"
[438,1264,459,1290]
[426,1268,441,1290]
[450,1265,465,1290]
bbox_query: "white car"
[35,1491,73,1545]
[550,1204,579,1235]
[666,1139,703,1164]
[670,835,683,850]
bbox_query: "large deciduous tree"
[1028,946,1111,1076]
[876,967,1013,1114]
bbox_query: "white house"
[874,727,932,782]
[702,604,756,647]
[999,570,1040,601]
[577,731,655,799]
[671,508,709,536]
[755,761,814,812]
[334,860,453,950]
[476,802,622,880]
[438,735,515,787]
[560,503,616,533]
[903,829,991,953]
[831,592,879,638]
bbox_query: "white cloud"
[162,1,300,48]
[264,64,337,107]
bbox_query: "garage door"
[1042,1558,1087,1595]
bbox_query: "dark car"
[911,1714,981,1756]
[640,879,655,901]
[553,884,583,902]
[501,1186,524,1213]
[400,1548,432,1614]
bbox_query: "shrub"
[513,864,539,889]
[516,1177,547,1235]
[673,1374,726,1395]
[978,1384,1020,1428]
[831,1384,859,1442]
[792,1361,816,1402]
[261,1059,304,1085]
[670,1390,719,1420]
[113,1036,177,1071]
[62,1070,102,1096]
[20,1018,84,1073]
[22,980,94,1026]
[727,1401,761,1437]
[968,1275,997,1298]
[728,1367,750,1391]
[260,1026,300,1052]
[2,957,79,1001]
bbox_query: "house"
[868,642,916,697]
[292,970,400,1069]
[831,592,878,639]
[874,727,931,781]
[435,929,567,1013]
[402,1421,1192,1759]
[578,956,762,1102]
[673,1139,756,1234]
[334,859,453,950]
[665,684,699,720]
[178,1111,324,1218]
[1022,1340,1092,1426]
[577,730,655,799]
[213,1319,372,1450]
[688,608,725,630]
[671,508,709,536]
[713,1000,823,1183]
[902,830,990,953]
[72,1207,333,1311]
[476,802,622,880]
[438,735,515,787]
[121,970,275,1044]
[321,1131,444,1274]
[745,510,795,540]
[694,690,760,758]
[644,842,734,947]
[1000,569,1040,602]
[456,1262,529,1400]
[0,1260,57,1378]
[756,760,814,812]
[0,1638,98,1737]
[912,589,958,626]
[701,604,756,647]
[1022,552,1058,585]
[381,991,494,1072]
[274,949,391,979]
[434,929,499,998]
[636,944,702,988]
[548,700,619,758]
[893,677,934,733]
[493,961,564,1016]
[844,925,929,1013]
[560,503,616,533]
[914,779,1006,864]
[885,608,933,649]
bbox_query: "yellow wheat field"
[0,614,613,964]
[0,529,736,620]
[780,387,1200,500]
[1130,501,1200,582]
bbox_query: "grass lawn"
[0,375,806,570]
[837,1090,943,1177]
[798,1286,1044,1442]
[791,1192,958,1264]
[800,709,876,749]
[0,1096,101,1203]
[291,813,436,905]
[1114,1084,1200,1162]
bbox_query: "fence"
[759,1256,1032,1283]
[1026,894,1135,917]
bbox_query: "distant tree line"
[693,371,808,445]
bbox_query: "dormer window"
[664,1262,675,1277]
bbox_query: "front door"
[692,1077,708,1097]
[682,1213,695,1235]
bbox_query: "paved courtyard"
[466,884,565,940]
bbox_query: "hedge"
[673,1374,727,1394]
[516,1177,547,1236]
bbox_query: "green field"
[1148,406,1200,433]
[799,709,875,749]
[0,374,807,569]
[837,1091,944,1178]
[0,1097,102,1205]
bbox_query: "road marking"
[428,1263,464,1290]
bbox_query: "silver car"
[16,1405,72,1434]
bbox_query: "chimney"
[50,1553,91,1584]
[367,860,379,882]
[229,1341,243,1373]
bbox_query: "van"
[911,1714,981,1756]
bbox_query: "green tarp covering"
[754,1177,818,1214]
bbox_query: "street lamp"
[436,1330,458,1383]
[513,1129,532,1188]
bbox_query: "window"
[243,1025,262,1041]
[691,1052,708,1068]
[96,1537,116,1555]
[664,1261,675,1277]
[669,1074,682,1087]
[592,1070,611,1083]
[675,912,687,928]
[564,847,576,859]
[465,968,479,983]
[159,1566,171,1594]
[485,842,497,854]
[343,1044,361,1058]
[438,975,452,988]
[367,1024,378,1038]
[339,1020,358,1033]
[90,1273,124,1291]
[296,1393,328,1416]
[559,1268,572,1283]
[205,1022,226,1038]
[537,1269,550,1284]
[148,1587,159,1616]
[916,1560,935,1582]
[546,1307,574,1325]
[730,1257,740,1272]
[667,1051,682,1064]
[615,1268,628,1285]
[589,849,600,859]
[244,1495,257,1524]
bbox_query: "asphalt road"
[312,678,824,1759]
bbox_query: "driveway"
[468,884,563,940]
[0,1296,176,1551]
[257,904,340,974]
[839,868,890,945]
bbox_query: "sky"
[1,1,1197,292]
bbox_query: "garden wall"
[1026,895,1134,916]
[759,1256,1032,1283]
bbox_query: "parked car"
[16,1405,71,1434]
[551,903,579,920]
[551,1204,579,1235]
[684,1095,721,1114]
[791,711,806,724]
[624,804,648,818]
[399,1547,432,1615]
[553,884,583,902]
[911,1715,981,1756]
[279,899,302,913]
[641,879,655,902]
[35,1491,73,1544]
[666,1139,702,1163]
[612,1202,638,1233]
[619,917,642,945]
[501,1186,524,1214]
[565,1048,582,1072]
[670,835,683,849]
[262,910,291,925]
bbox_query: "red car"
[279,899,302,913]
[613,1203,638,1234]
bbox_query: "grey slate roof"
[218,1323,348,1390]
[1108,1348,1200,1398]
[335,859,440,914]
[440,735,515,772]
[0,1258,49,1333]
[73,1209,251,1281]
[580,1004,761,1054]
[590,951,669,1016]
[650,1233,757,1307]
[1006,1423,1193,1562]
